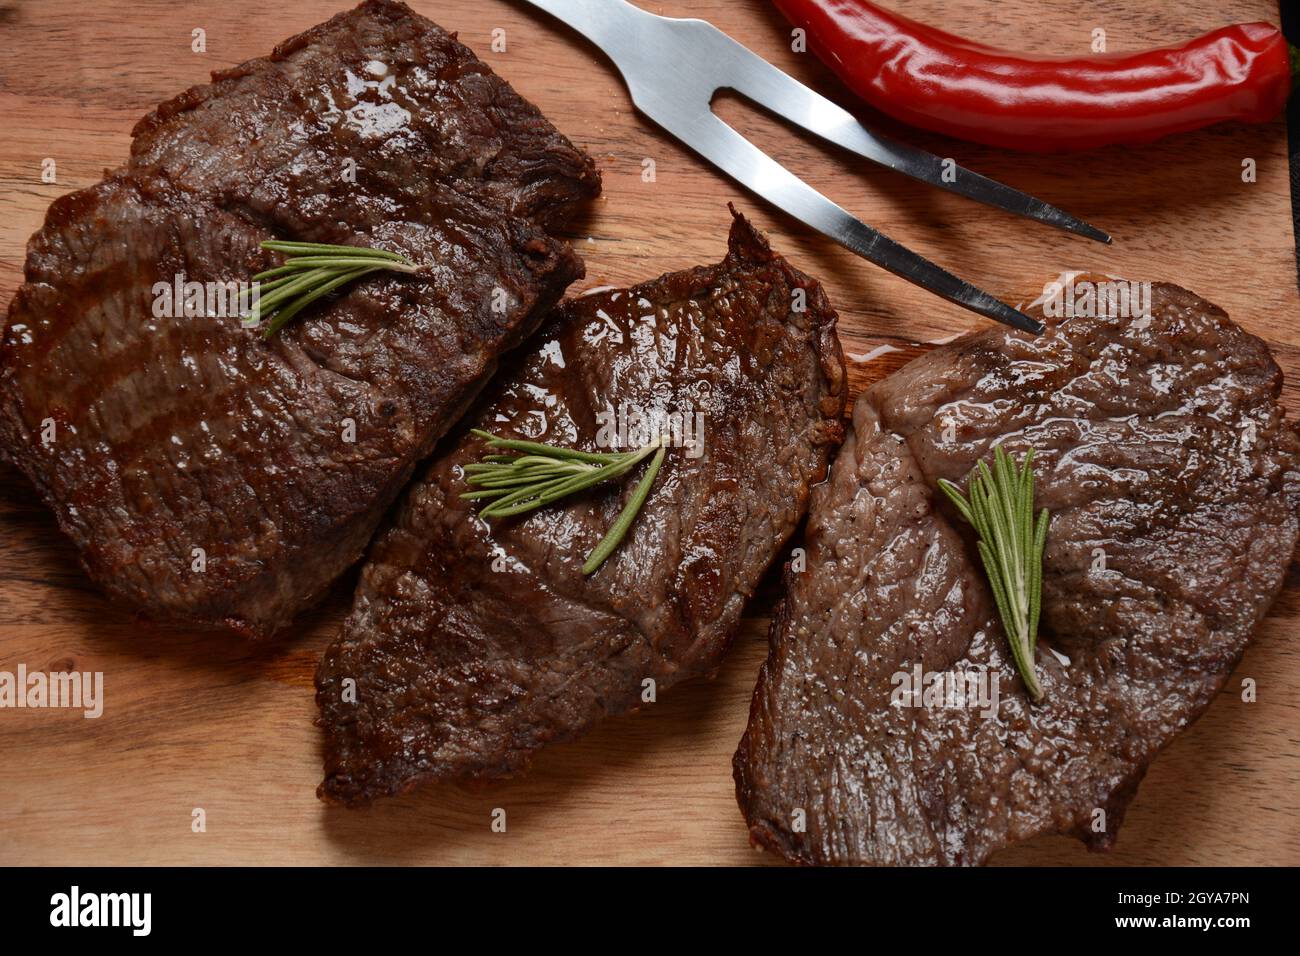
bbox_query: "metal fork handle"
[518,0,1048,334]
[518,0,642,49]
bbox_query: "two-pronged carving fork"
[518,0,1111,334]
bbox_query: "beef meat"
[316,211,846,806]
[0,0,599,637]
[735,280,1300,865]
[127,0,599,236]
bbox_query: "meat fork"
[517,0,1111,334]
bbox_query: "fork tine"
[716,33,1110,244]
[521,1,1048,331]
[655,109,1043,334]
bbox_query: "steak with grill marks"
[127,0,598,235]
[735,280,1300,865]
[0,0,599,637]
[316,211,845,806]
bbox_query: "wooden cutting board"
[2,0,1297,866]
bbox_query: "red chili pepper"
[774,0,1293,152]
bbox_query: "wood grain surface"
[1,0,1297,866]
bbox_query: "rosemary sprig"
[461,429,667,575]
[938,446,1050,702]
[245,240,420,338]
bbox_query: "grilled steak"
[316,211,846,806]
[0,0,599,637]
[735,280,1300,865]
[127,0,598,235]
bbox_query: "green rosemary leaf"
[254,268,330,312]
[249,265,302,283]
[940,447,1050,702]
[478,444,656,519]
[582,443,666,574]
[937,478,975,526]
[468,429,624,464]
[248,239,420,338]
[259,240,410,261]
[463,431,667,573]
[261,265,382,338]
[479,473,592,517]
[1029,507,1049,647]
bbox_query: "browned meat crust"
[317,210,845,805]
[0,1,599,637]
[736,280,1300,865]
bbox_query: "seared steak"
[0,0,599,637]
[127,0,598,235]
[735,281,1300,865]
[317,211,846,806]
